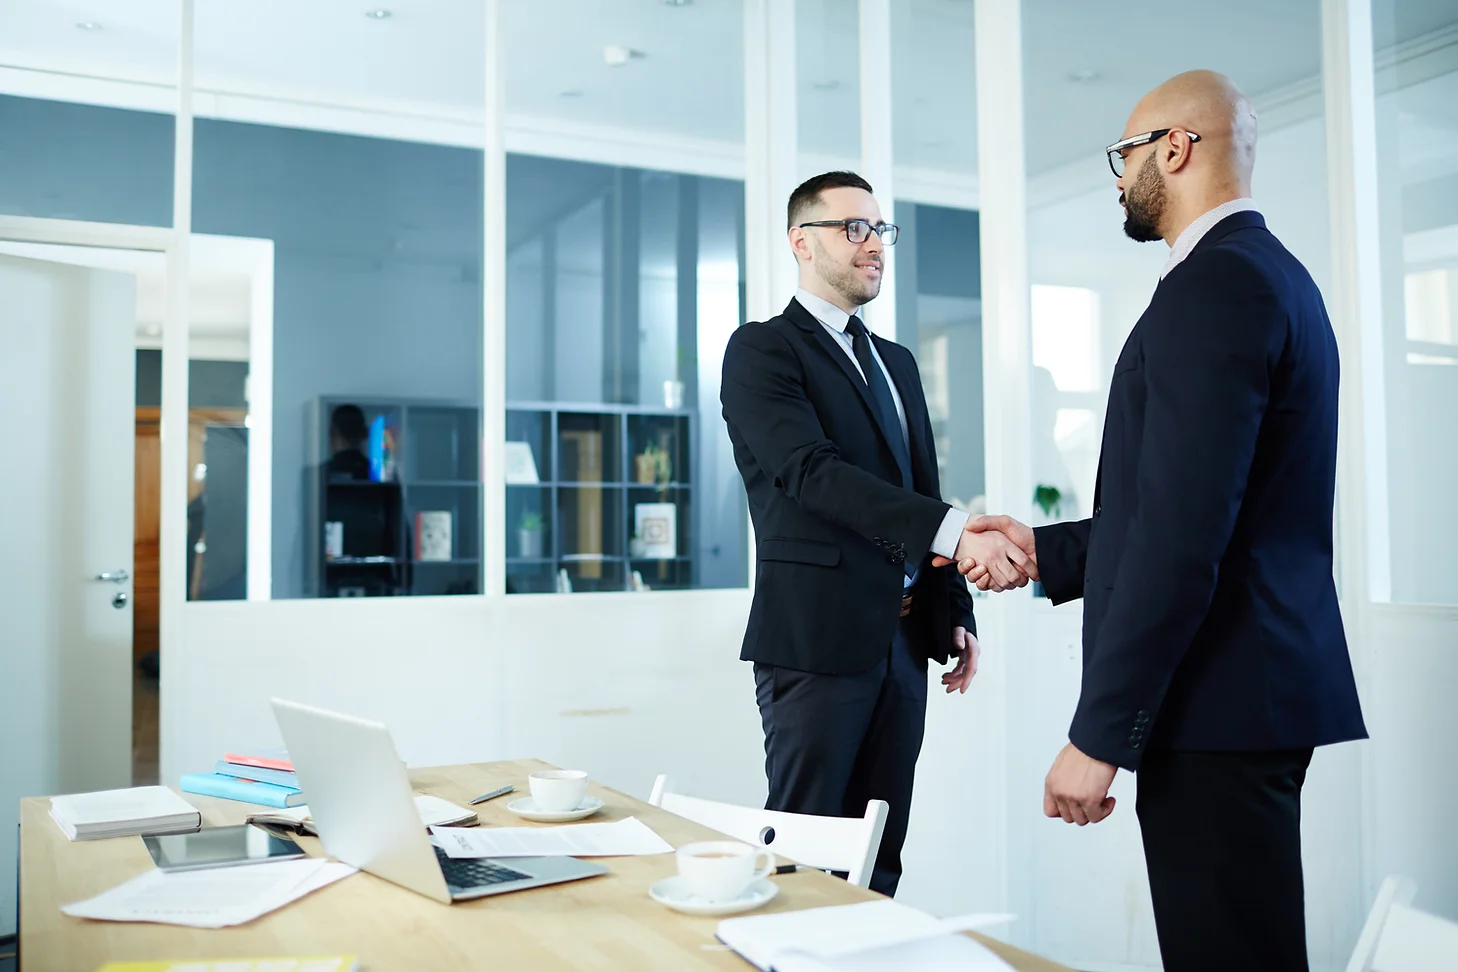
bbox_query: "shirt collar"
[795,287,858,333]
[1161,198,1261,279]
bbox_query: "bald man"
[942,71,1367,969]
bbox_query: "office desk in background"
[19,759,1072,971]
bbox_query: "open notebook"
[247,793,476,836]
[716,900,1015,972]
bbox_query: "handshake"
[931,514,1038,593]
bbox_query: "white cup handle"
[751,849,776,881]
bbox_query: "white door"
[0,253,136,935]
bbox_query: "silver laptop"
[271,698,606,903]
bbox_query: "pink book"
[223,750,294,773]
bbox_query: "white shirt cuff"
[929,507,971,562]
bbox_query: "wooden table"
[20,760,1071,970]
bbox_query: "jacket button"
[1135,714,1150,726]
[1093,504,1103,517]
[1129,739,1142,750]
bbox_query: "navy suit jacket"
[720,298,975,676]
[1034,211,1367,771]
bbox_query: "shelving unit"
[307,396,482,597]
[505,402,696,594]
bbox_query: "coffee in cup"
[528,769,589,812]
[676,840,775,902]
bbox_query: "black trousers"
[1136,747,1315,972]
[753,614,927,897]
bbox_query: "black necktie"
[847,315,913,491]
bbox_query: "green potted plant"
[1033,484,1063,520]
[634,442,672,487]
[518,511,544,560]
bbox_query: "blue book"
[180,772,306,808]
[368,415,385,482]
[215,760,299,789]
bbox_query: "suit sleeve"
[720,322,951,561]
[1069,252,1281,770]
[1033,520,1093,605]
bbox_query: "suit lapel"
[786,299,902,460]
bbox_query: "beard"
[1122,150,1167,243]
[813,237,880,306]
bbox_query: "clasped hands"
[931,514,1038,593]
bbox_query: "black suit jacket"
[1035,211,1367,771]
[721,298,976,675]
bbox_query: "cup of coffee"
[527,770,589,812]
[676,840,775,902]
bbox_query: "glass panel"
[0,4,177,226]
[797,0,861,166]
[1373,0,1458,604]
[893,203,985,515]
[503,2,747,594]
[192,1,485,599]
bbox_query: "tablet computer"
[143,823,306,871]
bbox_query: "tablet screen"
[144,823,305,871]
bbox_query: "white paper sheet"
[768,934,1014,972]
[61,857,357,928]
[430,816,672,858]
[717,900,1017,971]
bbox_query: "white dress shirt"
[1161,197,1261,280]
[794,289,970,583]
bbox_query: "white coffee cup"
[676,840,775,902]
[528,770,589,812]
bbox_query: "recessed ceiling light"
[559,89,584,98]
[1067,68,1101,83]
[810,80,841,92]
[75,21,101,31]
[365,8,392,20]
[664,0,693,5]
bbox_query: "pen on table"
[775,864,824,875]
[468,785,514,805]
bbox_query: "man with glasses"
[943,72,1367,968]
[720,171,1033,896]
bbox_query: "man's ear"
[788,226,809,263]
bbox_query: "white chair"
[648,774,888,889]
[1346,876,1458,972]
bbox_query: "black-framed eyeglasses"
[797,218,899,246]
[1105,128,1201,177]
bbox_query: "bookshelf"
[307,396,482,597]
[505,402,696,594]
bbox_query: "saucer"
[648,876,778,917]
[505,796,604,822]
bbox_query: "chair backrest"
[1346,876,1458,972]
[648,774,888,889]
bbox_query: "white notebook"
[50,786,201,841]
[717,900,1016,971]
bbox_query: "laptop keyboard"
[434,845,533,893]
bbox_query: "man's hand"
[942,626,980,694]
[1043,742,1118,825]
[932,515,1038,592]
[959,515,1038,591]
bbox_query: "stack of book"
[180,751,306,808]
[49,786,201,841]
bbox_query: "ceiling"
[0,0,1455,178]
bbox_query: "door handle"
[96,569,130,583]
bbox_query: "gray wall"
[135,351,249,408]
